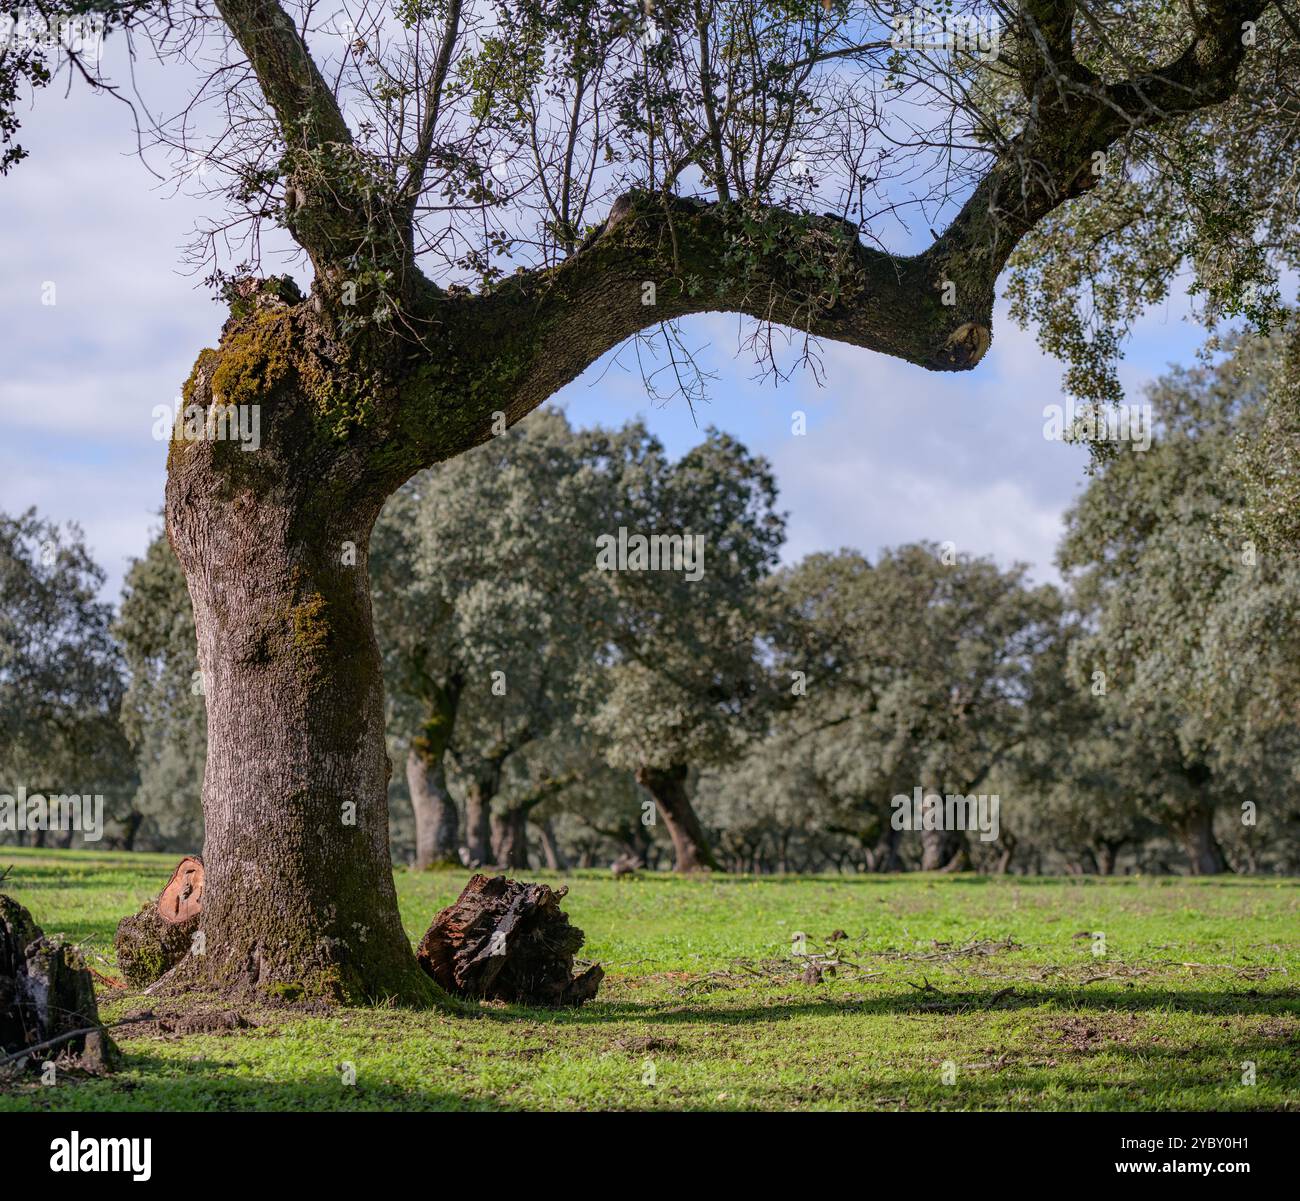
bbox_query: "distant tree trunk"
[461,761,500,867]
[874,824,903,872]
[536,818,568,871]
[1094,841,1121,876]
[1177,804,1228,875]
[630,820,652,864]
[406,748,459,869]
[464,793,491,865]
[119,810,143,852]
[491,807,530,870]
[919,776,952,870]
[635,764,718,872]
[921,828,968,871]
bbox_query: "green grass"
[2,846,1297,1111]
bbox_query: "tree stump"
[416,875,603,1006]
[113,856,203,987]
[1,893,118,1073]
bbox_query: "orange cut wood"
[158,856,204,925]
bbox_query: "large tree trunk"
[166,428,433,1004]
[406,748,459,869]
[635,764,718,872]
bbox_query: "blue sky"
[0,43,1209,603]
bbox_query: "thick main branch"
[447,0,1266,439]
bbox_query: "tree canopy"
[0,508,133,844]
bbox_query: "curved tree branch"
[438,0,1266,442]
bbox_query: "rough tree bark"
[166,344,437,1002]
[636,764,719,872]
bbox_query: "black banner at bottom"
[2,1109,1292,1187]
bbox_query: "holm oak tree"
[127,0,1288,1000]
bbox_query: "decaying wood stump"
[159,855,204,922]
[417,875,604,1006]
[113,856,203,987]
[1,893,118,1073]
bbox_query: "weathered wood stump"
[416,875,604,1006]
[113,856,203,987]
[1,893,118,1073]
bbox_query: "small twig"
[0,1013,155,1068]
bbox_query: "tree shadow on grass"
[484,985,1300,1027]
[1,1050,503,1113]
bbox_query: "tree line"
[3,330,1299,875]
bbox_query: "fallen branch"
[89,968,127,990]
[0,1013,155,1069]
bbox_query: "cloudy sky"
[0,35,1208,602]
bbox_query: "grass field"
[1,846,1297,1111]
